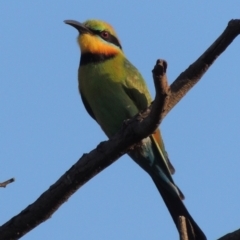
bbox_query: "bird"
[64,19,206,240]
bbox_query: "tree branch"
[178,216,201,240]
[1,19,240,239]
[217,229,240,240]
[164,19,240,118]
[0,60,169,239]
[0,178,15,188]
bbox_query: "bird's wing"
[123,58,175,174]
[152,130,175,174]
[123,58,152,111]
[80,90,96,120]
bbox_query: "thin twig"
[0,178,15,188]
[179,216,189,240]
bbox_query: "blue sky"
[1,1,240,240]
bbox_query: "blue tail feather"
[128,136,206,240]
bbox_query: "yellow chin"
[77,34,121,55]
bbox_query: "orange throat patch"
[78,34,121,55]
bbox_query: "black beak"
[64,20,91,34]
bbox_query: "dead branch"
[0,178,15,188]
[178,216,200,240]
[0,60,169,240]
[164,19,240,118]
[179,216,189,240]
[217,229,240,240]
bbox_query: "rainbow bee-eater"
[64,19,206,240]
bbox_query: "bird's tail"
[152,177,207,240]
[128,135,206,239]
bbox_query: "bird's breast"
[78,58,138,137]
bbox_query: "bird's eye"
[100,31,109,39]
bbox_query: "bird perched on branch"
[64,19,206,240]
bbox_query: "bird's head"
[64,19,122,56]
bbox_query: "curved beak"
[64,20,92,34]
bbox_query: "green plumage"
[79,55,151,136]
[65,19,206,240]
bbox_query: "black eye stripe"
[91,30,122,49]
[107,34,122,49]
